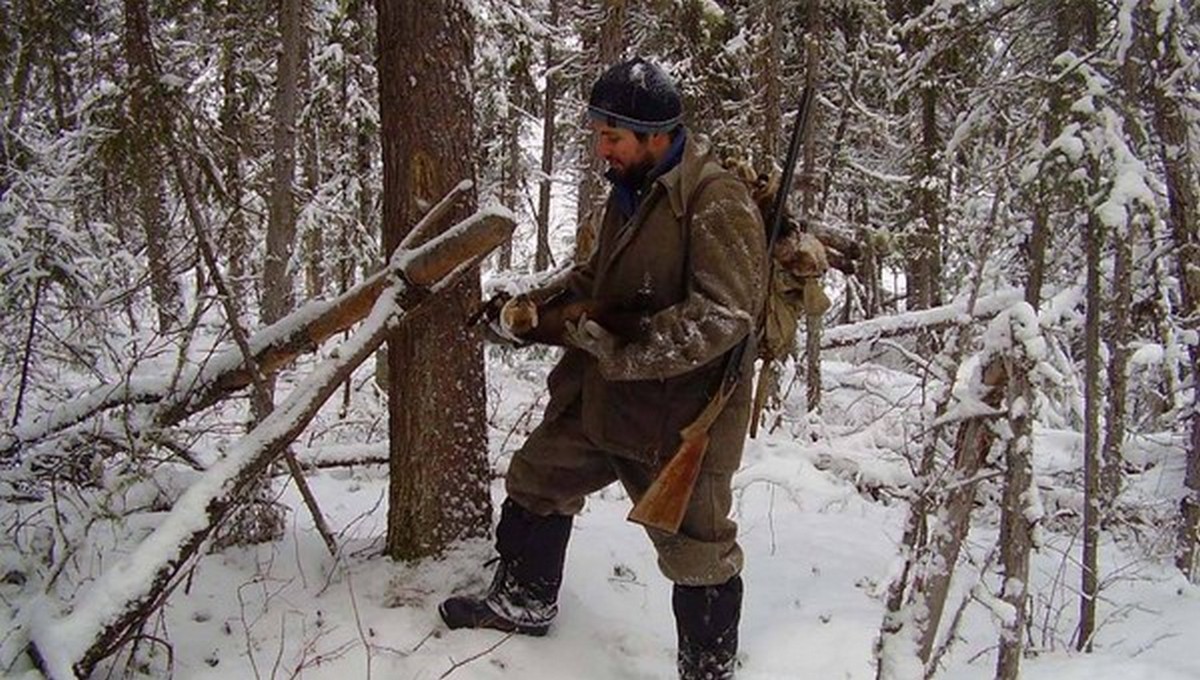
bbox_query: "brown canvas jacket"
[538,131,768,473]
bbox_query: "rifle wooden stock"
[627,432,709,533]
[627,383,734,533]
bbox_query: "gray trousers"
[505,404,743,587]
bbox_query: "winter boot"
[439,498,572,636]
[673,575,742,680]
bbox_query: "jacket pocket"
[582,374,668,462]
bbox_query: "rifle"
[627,84,816,534]
[468,292,651,346]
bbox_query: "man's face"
[592,121,670,183]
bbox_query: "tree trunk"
[818,60,857,220]
[888,0,940,313]
[535,0,559,270]
[303,104,323,298]
[1078,193,1103,652]
[911,83,941,310]
[376,0,492,559]
[122,0,183,333]
[220,0,248,307]
[800,2,823,412]
[995,310,1039,680]
[576,0,625,235]
[1101,215,1133,504]
[500,60,523,270]
[1076,0,1102,648]
[227,0,306,547]
[1147,217,1180,423]
[754,0,783,167]
[913,363,1006,664]
[263,0,305,329]
[876,341,1006,680]
[1145,8,1200,582]
[348,0,375,411]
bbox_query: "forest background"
[0,0,1198,679]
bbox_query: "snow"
[26,280,406,680]
[971,582,1017,628]
[823,288,1023,348]
[16,203,518,677]
[7,347,1198,680]
[1129,343,1165,366]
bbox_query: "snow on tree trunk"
[913,361,1006,664]
[0,184,471,464]
[263,0,304,329]
[1144,4,1200,582]
[1101,213,1133,504]
[877,336,1007,679]
[376,0,492,559]
[995,305,1044,680]
[219,0,249,308]
[1077,166,1105,655]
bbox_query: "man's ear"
[648,132,672,156]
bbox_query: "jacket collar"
[654,129,715,221]
[595,130,717,286]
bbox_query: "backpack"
[717,158,831,361]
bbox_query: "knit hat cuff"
[587,105,682,134]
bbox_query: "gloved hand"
[563,312,618,361]
[470,292,540,346]
[499,295,539,337]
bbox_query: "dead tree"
[876,328,1009,679]
[995,305,1043,680]
[0,183,477,466]
[26,202,515,680]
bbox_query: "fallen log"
[821,289,1024,350]
[0,184,476,462]
[26,206,515,680]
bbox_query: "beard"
[609,151,658,187]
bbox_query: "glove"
[499,295,539,337]
[563,312,618,361]
[472,292,540,346]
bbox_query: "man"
[441,56,767,680]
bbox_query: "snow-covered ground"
[5,351,1198,680]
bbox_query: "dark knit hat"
[587,57,682,134]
